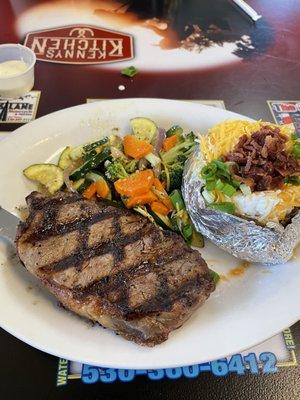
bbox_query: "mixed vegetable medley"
[23,117,203,247]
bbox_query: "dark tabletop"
[1,0,300,398]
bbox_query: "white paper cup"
[0,44,36,98]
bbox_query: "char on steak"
[16,191,215,346]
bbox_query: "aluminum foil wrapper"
[182,147,300,264]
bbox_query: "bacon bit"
[225,126,300,191]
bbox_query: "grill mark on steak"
[125,275,209,320]
[76,245,201,320]
[111,214,124,263]
[17,191,86,239]
[80,247,183,298]
[28,191,81,210]
[41,223,155,273]
[24,208,124,243]
[49,228,177,290]
[16,192,215,346]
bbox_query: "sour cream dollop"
[232,191,280,222]
[0,60,28,77]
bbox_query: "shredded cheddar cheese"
[268,185,300,223]
[212,189,226,203]
[200,120,295,163]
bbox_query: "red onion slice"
[63,164,77,192]
[153,128,166,155]
[138,158,148,170]
[111,147,126,159]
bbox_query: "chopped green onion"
[191,229,204,248]
[205,180,216,191]
[291,133,298,141]
[231,179,241,189]
[284,176,300,186]
[212,160,231,178]
[202,188,215,204]
[182,224,193,242]
[292,142,300,158]
[201,159,234,183]
[169,189,185,210]
[215,179,225,191]
[121,66,138,77]
[208,202,235,214]
[240,183,252,196]
[209,269,220,284]
[222,183,236,197]
[213,179,236,197]
[201,163,217,179]
[213,160,229,171]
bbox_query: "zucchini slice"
[166,125,183,138]
[83,137,108,153]
[130,117,157,143]
[72,178,85,190]
[23,164,64,194]
[69,138,109,162]
[58,146,73,170]
[76,180,90,194]
[69,147,111,181]
[149,210,173,230]
[69,145,84,161]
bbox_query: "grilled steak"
[16,191,215,346]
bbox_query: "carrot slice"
[123,135,153,159]
[161,195,173,211]
[163,135,177,152]
[153,178,173,210]
[153,178,165,192]
[114,169,154,197]
[96,180,110,199]
[151,201,170,215]
[83,182,97,199]
[126,191,158,208]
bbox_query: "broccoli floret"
[105,158,139,181]
[124,159,138,173]
[161,163,183,192]
[105,161,128,182]
[160,132,196,191]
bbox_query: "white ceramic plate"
[0,99,299,369]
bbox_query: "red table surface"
[0,0,300,121]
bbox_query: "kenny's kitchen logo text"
[24,25,134,64]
